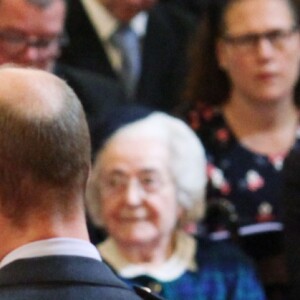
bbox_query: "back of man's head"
[0,66,91,227]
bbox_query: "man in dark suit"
[59,0,196,112]
[0,0,126,136]
[160,0,208,18]
[55,63,125,135]
[0,65,161,300]
[282,148,300,300]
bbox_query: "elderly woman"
[180,0,300,297]
[87,111,265,300]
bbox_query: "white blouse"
[98,231,197,281]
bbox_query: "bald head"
[0,67,65,119]
[0,66,91,225]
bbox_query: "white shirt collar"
[81,0,148,41]
[98,231,197,282]
[0,237,101,269]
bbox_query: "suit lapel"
[65,1,116,77]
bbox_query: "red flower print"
[216,128,229,143]
[246,170,265,192]
[220,182,231,195]
[207,163,231,195]
[268,154,284,171]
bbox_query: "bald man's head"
[0,66,91,225]
[0,67,65,118]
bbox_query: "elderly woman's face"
[97,135,180,247]
[217,0,300,104]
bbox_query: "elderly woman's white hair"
[86,112,207,227]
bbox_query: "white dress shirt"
[80,0,148,72]
[98,231,197,282]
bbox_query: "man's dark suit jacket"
[59,1,196,112]
[282,149,300,300]
[54,63,126,135]
[0,255,159,299]
[160,0,208,18]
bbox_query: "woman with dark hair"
[180,0,300,298]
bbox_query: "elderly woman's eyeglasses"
[100,172,168,196]
[222,25,299,52]
[0,30,69,56]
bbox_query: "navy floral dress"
[185,104,300,259]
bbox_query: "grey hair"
[86,112,207,228]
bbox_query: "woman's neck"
[115,233,176,266]
[223,93,299,155]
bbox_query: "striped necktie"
[111,25,141,98]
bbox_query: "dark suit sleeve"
[282,149,300,300]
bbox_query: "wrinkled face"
[0,0,65,71]
[217,0,300,104]
[101,0,157,23]
[97,135,180,247]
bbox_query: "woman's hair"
[86,112,207,227]
[183,0,300,106]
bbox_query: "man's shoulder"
[54,63,121,91]
[149,3,197,34]
[54,63,125,115]
[0,255,163,299]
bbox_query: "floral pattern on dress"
[245,170,265,192]
[185,105,300,230]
